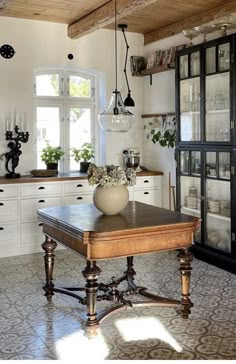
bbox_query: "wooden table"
[37,201,199,329]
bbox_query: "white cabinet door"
[64,194,93,205]
[135,176,161,189]
[0,223,19,246]
[21,197,62,222]
[21,183,62,197]
[0,200,18,222]
[64,181,94,194]
[0,185,19,198]
[134,189,160,207]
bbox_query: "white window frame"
[33,66,98,172]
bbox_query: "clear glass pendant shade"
[99,91,134,132]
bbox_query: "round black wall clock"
[0,44,15,59]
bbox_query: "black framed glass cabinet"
[176,34,236,273]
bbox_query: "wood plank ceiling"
[0,0,236,44]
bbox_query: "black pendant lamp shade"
[119,24,135,107]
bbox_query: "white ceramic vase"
[93,184,129,215]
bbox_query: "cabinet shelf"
[181,111,200,115]
[207,211,230,221]
[207,109,230,114]
[181,206,200,215]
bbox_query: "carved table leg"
[41,236,57,303]
[82,261,101,327]
[177,248,193,319]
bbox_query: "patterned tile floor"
[0,249,235,360]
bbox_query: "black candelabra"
[5,125,29,178]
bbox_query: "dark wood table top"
[38,202,200,260]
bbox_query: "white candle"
[19,115,22,130]
[13,108,16,124]
[24,112,27,131]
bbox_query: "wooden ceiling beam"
[144,0,236,45]
[67,0,159,39]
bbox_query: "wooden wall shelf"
[132,62,175,84]
[141,112,175,119]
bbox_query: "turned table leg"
[177,248,193,319]
[41,236,57,303]
[82,260,101,327]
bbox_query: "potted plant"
[41,144,64,171]
[71,142,94,173]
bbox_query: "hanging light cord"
[114,0,118,114]
[121,26,131,94]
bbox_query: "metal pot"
[124,155,140,169]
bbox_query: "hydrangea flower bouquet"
[87,164,136,187]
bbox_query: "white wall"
[142,36,181,209]
[0,17,144,175]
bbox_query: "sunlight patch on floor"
[55,329,110,360]
[115,316,182,352]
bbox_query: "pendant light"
[99,0,134,133]
[119,24,135,107]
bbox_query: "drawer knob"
[38,186,45,190]
[0,189,4,192]
[0,227,4,230]
[144,192,149,195]
[38,200,45,203]
[0,202,4,206]
[77,196,83,200]
[77,184,83,188]
[144,180,150,183]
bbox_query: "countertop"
[0,170,163,184]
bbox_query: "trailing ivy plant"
[144,116,176,148]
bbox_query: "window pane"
[179,55,188,78]
[206,47,216,74]
[35,74,60,96]
[69,107,92,170]
[218,43,230,72]
[36,107,60,169]
[68,75,92,98]
[190,51,200,77]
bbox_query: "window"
[34,68,96,172]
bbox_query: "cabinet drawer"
[135,176,160,189]
[20,183,62,197]
[0,185,19,198]
[0,200,18,222]
[21,196,62,222]
[0,223,18,246]
[134,189,160,207]
[21,222,43,246]
[64,181,94,194]
[64,194,93,205]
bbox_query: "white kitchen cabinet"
[0,173,162,257]
[134,189,160,206]
[133,176,161,207]
[21,196,62,222]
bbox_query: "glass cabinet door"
[180,78,201,141]
[179,51,201,142]
[179,150,201,243]
[205,42,230,143]
[205,151,231,253]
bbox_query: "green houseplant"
[71,142,94,173]
[41,144,64,171]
